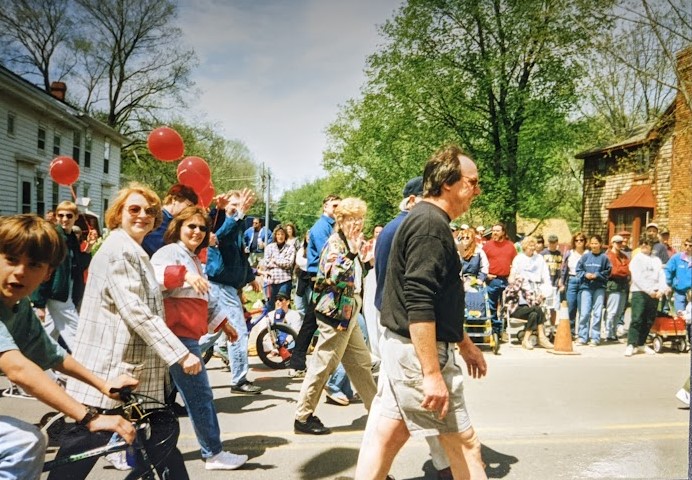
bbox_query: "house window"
[73,131,81,164]
[7,112,15,136]
[36,176,45,216]
[21,180,31,214]
[52,182,59,209]
[82,183,90,197]
[53,132,61,155]
[38,127,46,151]
[104,139,110,174]
[84,136,92,168]
[594,158,607,188]
[635,147,652,175]
[103,198,109,216]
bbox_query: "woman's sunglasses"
[186,223,208,232]
[126,205,158,217]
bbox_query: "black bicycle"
[41,388,178,479]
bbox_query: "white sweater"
[629,252,667,294]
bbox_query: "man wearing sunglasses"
[31,201,86,352]
[142,184,198,257]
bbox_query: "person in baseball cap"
[398,176,424,211]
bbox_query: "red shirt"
[606,249,630,280]
[483,239,517,277]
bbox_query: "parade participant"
[261,224,296,314]
[52,184,200,479]
[293,197,376,435]
[142,183,198,257]
[288,194,341,378]
[31,201,86,351]
[370,176,452,479]
[151,206,247,470]
[206,189,263,394]
[0,214,136,480]
[355,145,487,480]
[243,217,272,267]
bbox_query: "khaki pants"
[295,295,376,422]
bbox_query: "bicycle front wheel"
[256,324,298,370]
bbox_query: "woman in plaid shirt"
[261,225,296,314]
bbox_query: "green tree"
[273,174,352,236]
[122,120,259,200]
[325,0,613,238]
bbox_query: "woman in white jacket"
[150,206,246,470]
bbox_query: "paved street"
[2,339,688,480]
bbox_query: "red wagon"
[648,313,689,353]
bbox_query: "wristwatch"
[78,406,99,426]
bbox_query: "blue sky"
[175,0,404,195]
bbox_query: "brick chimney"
[50,81,67,101]
[668,45,692,246]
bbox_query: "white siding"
[0,73,123,219]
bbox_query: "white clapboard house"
[0,65,127,223]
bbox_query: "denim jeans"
[0,416,46,480]
[294,282,312,321]
[486,277,509,334]
[565,276,581,331]
[604,288,627,339]
[578,287,605,342]
[673,291,690,314]
[210,282,249,386]
[169,337,222,459]
[326,363,354,398]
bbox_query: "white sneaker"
[205,451,248,470]
[105,451,131,471]
[624,345,634,357]
[675,388,690,406]
[637,345,656,355]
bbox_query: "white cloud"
[175,0,403,195]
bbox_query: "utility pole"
[263,163,271,246]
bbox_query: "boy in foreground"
[0,214,136,479]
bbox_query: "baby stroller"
[464,281,500,355]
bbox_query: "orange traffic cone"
[547,301,580,355]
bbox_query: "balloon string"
[69,185,77,201]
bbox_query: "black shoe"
[437,467,453,480]
[230,382,262,395]
[294,414,331,435]
[171,402,188,417]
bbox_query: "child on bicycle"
[0,214,138,479]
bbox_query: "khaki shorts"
[379,330,471,437]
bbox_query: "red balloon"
[198,182,215,208]
[147,127,184,162]
[49,156,80,185]
[177,156,212,192]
